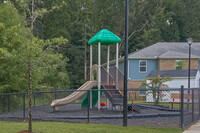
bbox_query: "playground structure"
[51,29,123,110]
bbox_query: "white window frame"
[139,60,147,73]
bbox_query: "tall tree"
[1,1,69,132]
[164,0,200,41]
[17,0,200,89]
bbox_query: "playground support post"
[116,43,119,89]
[107,45,110,108]
[98,42,101,110]
[90,45,93,81]
[90,45,93,109]
[123,0,129,127]
[116,43,119,69]
[107,45,110,84]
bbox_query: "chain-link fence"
[181,87,200,128]
[0,87,199,128]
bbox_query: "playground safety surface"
[0,103,182,127]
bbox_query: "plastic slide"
[51,81,98,109]
[81,87,102,107]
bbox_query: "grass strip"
[0,121,183,133]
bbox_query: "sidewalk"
[182,120,200,133]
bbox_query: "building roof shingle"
[128,42,200,59]
[147,69,199,78]
[109,42,200,64]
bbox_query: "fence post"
[7,95,10,112]
[23,94,25,119]
[192,89,194,122]
[34,94,36,106]
[54,89,57,100]
[87,90,90,123]
[180,85,184,128]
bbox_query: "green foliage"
[142,74,171,89]
[33,0,200,88]
[0,2,70,93]
[3,0,200,90]
[39,66,70,89]
[0,2,29,93]
[163,0,200,41]
[62,45,85,89]
[142,74,171,105]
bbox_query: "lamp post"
[187,37,194,121]
[187,37,193,90]
[123,0,129,127]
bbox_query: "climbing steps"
[102,85,123,106]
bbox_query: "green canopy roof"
[88,29,121,45]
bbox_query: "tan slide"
[51,81,98,110]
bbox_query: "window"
[139,86,146,96]
[176,60,184,70]
[139,60,147,73]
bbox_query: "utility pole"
[82,3,87,80]
[84,22,87,80]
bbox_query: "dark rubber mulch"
[0,103,182,127]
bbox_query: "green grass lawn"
[0,122,183,133]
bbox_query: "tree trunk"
[156,91,160,105]
[153,90,157,105]
[28,0,34,132]
[84,23,87,80]
[28,60,32,132]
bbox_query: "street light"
[187,37,194,121]
[123,0,129,127]
[187,37,193,90]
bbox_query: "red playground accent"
[100,103,106,106]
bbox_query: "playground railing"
[101,66,124,103]
[101,66,114,86]
[109,66,124,90]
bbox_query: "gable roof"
[147,69,198,78]
[109,42,200,65]
[128,42,200,59]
